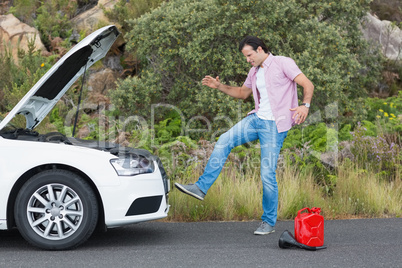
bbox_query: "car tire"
[14,169,98,250]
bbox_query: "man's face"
[241,45,267,67]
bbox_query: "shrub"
[34,0,77,48]
[0,39,56,113]
[111,0,382,134]
[0,49,19,112]
[351,122,400,178]
[9,0,78,49]
[365,92,402,138]
[103,0,164,32]
[8,0,37,24]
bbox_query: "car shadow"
[0,229,34,250]
[83,223,170,249]
[0,223,169,251]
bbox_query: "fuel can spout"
[279,230,327,251]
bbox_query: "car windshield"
[0,115,18,133]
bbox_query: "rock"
[317,141,355,168]
[72,0,116,32]
[113,131,131,147]
[86,68,119,107]
[0,1,11,15]
[75,0,99,16]
[103,55,123,71]
[72,1,114,29]
[362,12,402,60]
[88,68,119,94]
[338,141,354,161]
[77,125,90,139]
[0,14,47,63]
[71,0,125,52]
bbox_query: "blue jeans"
[195,113,288,226]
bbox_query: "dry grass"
[277,166,326,220]
[167,159,401,222]
[327,164,402,218]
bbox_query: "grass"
[166,158,401,222]
[168,162,263,221]
[328,163,401,218]
[277,166,326,219]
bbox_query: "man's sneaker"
[254,222,275,235]
[175,183,205,201]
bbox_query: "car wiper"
[0,128,39,139]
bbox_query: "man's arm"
[290,73,314,124]
[294,73,314,104]
[202,75,252,100]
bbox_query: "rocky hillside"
[371,0,402,24]
[0,0,401,138]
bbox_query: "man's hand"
[202,75,220,89]
[290,105,309,124]
[202,75,252,99]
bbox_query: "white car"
[0,25,170,250]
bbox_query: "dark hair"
[238,36,269,53]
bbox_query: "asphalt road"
[0,218,401,267]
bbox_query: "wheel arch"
[7,164,105,231]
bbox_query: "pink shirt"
[244,54,302,133]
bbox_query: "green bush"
[9,0,78,49]
[339,124,353,141]
[283,122,354,152]
[351,122,400,178]
[0,39,56,114]
[0,49,20,112]
[110,0,382,134]
[364,92,402,144]
[103,0,164,32]
[8,0,37,24]
[35,0,76,48]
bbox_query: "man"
[175,36,314,235]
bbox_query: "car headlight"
[110,154,155,176]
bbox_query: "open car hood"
[0,25,119,131]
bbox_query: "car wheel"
[15,169,98,250]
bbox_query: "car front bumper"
[100,163,170,228]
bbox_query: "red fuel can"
[294,207,324,247]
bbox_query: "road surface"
[0,218,401,267]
